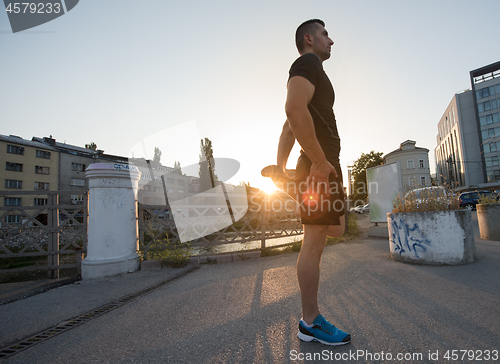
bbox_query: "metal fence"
[0,191,88,279]
[138,193,304,257]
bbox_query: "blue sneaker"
[298,315,351,346]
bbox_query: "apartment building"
[32,136,128,205]
[1,134,59,223]
[435,61,500,191]
[384,140,431,188]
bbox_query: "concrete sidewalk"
[1,215,499,363]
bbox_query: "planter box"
[387,210,475,265]
[477,204,500,241]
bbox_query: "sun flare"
[259,179,278,195]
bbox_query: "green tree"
[153,147,162,163]
[199,138,218,192]
[350,151,384,203]
[85,142,97,151]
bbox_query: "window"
[178,189,184,194]
[407,160,415,169]
[35,166,50,174]
[141,185,151,191]
[492,156,499,167]
[71,195,83,204]
[71,163,85,171]
[5,162,23,172]
[419,159,425,168]
[487,114,493,125]
[34,182,49,190]
[4,197,21,206]
[5,180,22,189]
[491,143,498,152]
[5,215,22,224]
[70,178,86,187]
[167,178,174,184]
[420,177,426,186]
[7,145,24,155]
[36,150,51,159]
[34,198,48,206]
[167,188,174,193]
[177,180,184,185]
[6,162,23,172]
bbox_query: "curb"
[141,251,261,270]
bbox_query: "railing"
[0,191,88,279]
[138,193,304,257]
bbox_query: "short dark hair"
[295,19,325,53]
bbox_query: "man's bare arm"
[277,121,295,171]
[285,76,337,192]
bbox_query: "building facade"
[435,61,500,191]
[129,158,195,205]
[1,134,59,224]
[384,140,431,189]
[32,136,129,205]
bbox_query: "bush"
[392,186,460,213]
[138,237,191,268]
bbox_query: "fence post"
[47,193,59,279]
[260,194,268,250]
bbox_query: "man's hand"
[307,160,337,196]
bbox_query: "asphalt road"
[1,213,499,364]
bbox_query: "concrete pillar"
[82,163,141,279]
[477,204,500,241]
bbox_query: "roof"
[31,136,98,156]
[470,61,500,78]
[383,145,429,160]
[0,134,57,151]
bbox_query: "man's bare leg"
[297,224,329,324]
[327,217,345,238]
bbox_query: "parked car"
[353,205,365,214]
[361,204,370,213]
[459,191,499,210]
[405,186,447,201]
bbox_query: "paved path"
[1,213,499,363]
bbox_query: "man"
[269,19,350,346]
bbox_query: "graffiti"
[113,164,134,171]
[389,218,431,258]
[99,189,127,210]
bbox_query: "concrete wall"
[387,210,475,265]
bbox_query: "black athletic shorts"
[295,153,345,226]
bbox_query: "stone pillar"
[477,204,500,241]
[82,163,141,279]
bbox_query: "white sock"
[300,318,313,327]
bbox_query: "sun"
[259,178,278,195]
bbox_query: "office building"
[435,61,500,191]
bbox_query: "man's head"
[295,19,333,61]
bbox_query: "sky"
[1,0,499,193]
